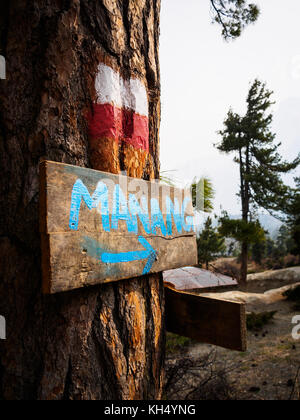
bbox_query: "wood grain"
[165,285,247,352]
[40,160,197,294]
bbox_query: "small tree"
[216,79,300,283]
[287,178,300,256]
[197,217,226,270]
[266,237,276,258]
[276,225,295,256]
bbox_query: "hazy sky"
[160,0,300,215]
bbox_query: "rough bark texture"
[0,0,164,400]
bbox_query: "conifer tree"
[217,80,300,283]
[287,178,300,256]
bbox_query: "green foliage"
[210,0,260,40]
[251,241,266,265]
[250,227,299,270]
[265,237,276,257]
[197,217,226,269]
[218,213,265,244]
[166,333,192,354]
[246,311,277,331]
[217,80,300,219]
[191,177,215,213]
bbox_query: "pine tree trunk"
[0,0,164,400]
[240,242,248,285]
[240,145,250,285]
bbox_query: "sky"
[159,0,300,216]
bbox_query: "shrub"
[262,254,300,271]
[246,311,277,331]
[166,333,192,354]
[164,351,237,400]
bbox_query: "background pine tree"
[216,79,300,283]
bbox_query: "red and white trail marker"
[88,63,149,151]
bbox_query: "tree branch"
[210,0,230,39]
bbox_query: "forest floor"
[165,270,300,400]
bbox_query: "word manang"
[69,179,195,236]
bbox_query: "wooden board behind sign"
[165,285,247,352]
[40,161,197,294]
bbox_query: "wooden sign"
[165,285,247,352]
[40,161,197,294]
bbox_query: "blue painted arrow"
[82,236,157,275]
[102,236,157,275]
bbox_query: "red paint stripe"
[87,104,149,151]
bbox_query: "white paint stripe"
[95,63,148,117]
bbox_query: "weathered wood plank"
[42,233,197,294]
[165,285,247,352]
[40,161,197,294]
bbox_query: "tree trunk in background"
[0,0,164,400]
[240,149,250,285]
[240,242,248,285]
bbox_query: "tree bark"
[0,0,164,400]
